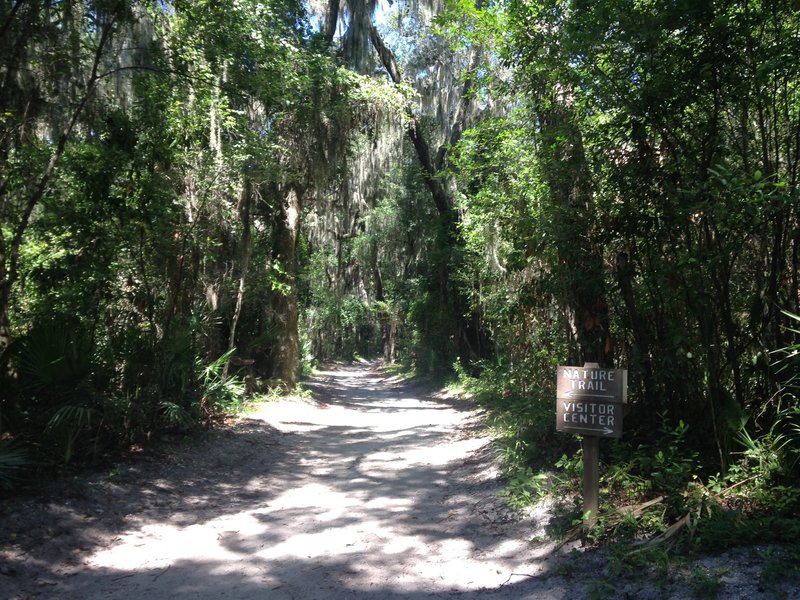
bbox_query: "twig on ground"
[152,564,171,581]
[500,571,538,586]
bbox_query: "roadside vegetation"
[451,312,800,564]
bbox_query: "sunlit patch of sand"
[84,365,550,597]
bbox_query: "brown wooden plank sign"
[556,365,627,438]
[556,363,628,530]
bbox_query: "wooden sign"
[556,365,627,438]
[556,398,623,438]
[555,363,629,529]
[556,366,627,403]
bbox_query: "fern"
[16,323,93,393]
[45,405,96,465]
[159,401,194,430]
[198,349,246,413]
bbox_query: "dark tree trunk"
[323,0,339,46]
[271,186,303,388]
[616,251,656,403]
[540,106,613,368]
[0,280,10,355]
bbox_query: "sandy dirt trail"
[3,362,786,599]
[3,362,569,599]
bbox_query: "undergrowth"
[0,341,261,493]
[452,359,800,563]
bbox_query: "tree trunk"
[368,21,480,219]
[540,106,613,367]
[616,251,656,403]
[222,177,253,381]
[272,186,303,388]
[323,0,340,46]
[0,280,10,354]
[369,23,453,216]
[373,262,396,362]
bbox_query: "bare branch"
[0,0,27,42]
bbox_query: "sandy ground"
[1,362,798,599]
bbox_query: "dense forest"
[1,0,799,545]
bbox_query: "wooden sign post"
[582,435,599,530]
[556,363,627,530]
